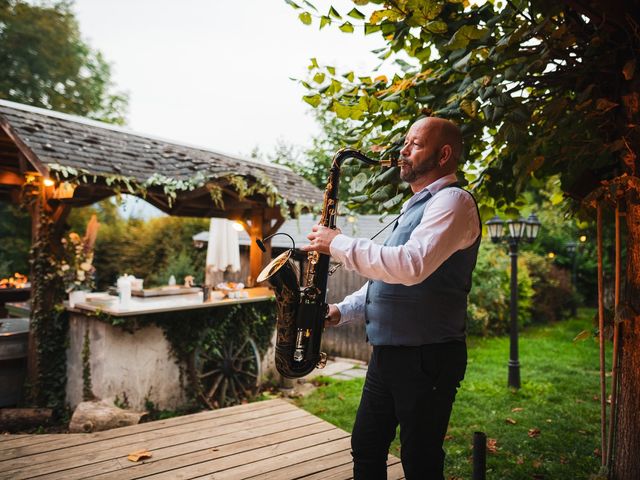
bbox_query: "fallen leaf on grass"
[444,434,454,441]
[528,428,541,438]
[511,407,524,412]
[487,438,498,454]
[532,459,543,468]
[560,455,568,464]
[516,456,524,464]
[127,449,152,462]
[505,417,517,425]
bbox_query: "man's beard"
[399,150,439,183]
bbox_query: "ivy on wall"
[85,300,276,407]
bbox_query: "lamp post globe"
[486,215,504,243]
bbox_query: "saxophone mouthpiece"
[380,158,400,168]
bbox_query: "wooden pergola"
[0,99,323,393]
[0,99,323,281]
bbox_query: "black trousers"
[351,342,467,480]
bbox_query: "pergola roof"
[0,99,323,217]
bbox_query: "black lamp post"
[486,213,541,389]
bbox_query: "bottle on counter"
[117,274,132,308]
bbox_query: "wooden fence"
[231,250,372,363]
[323,265,372,363]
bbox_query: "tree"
[0,0,127,123]
[290,0,640,477]
[269,110,390,213]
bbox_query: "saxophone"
[256,148,398,378]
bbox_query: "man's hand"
[325,304,341,327]
[300,225,341,255]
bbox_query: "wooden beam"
[0,170,23,187]
[247,209,265,287]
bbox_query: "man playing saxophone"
[301,116,481,480]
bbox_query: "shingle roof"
[0,100,323,207]
[193,213,396,248]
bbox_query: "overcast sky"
[72,0,386,159]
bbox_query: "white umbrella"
[206,218,241,273]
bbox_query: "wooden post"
[247,210,264,287]
[596,202,607,465]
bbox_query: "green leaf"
[299,11,312,25]
[303,94,321,107]
[479,204,495,221]
[339,21,354,33]
[445,25,488,50]
[313,72,325,83]
[348,8,366,20]
[350,172,369,193]
[302,0,317,11]
[328,6,341,19]
[320,15,331,29]
[550,192,564,205]
[382,192,404,210]
[425,20,448,34]
[364,23,381,35]
[284,0,301,9]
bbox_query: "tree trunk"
[611,191,640,479]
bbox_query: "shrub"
[521,251,575,323]
[468,242,534,336]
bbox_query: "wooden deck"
[0,399,404,479]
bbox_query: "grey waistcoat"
[364,185,481,346]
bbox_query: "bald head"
[400,117,464,192]
[413,117,463,171]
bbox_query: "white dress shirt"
[331,173,480,326]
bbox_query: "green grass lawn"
[294,309,606,479]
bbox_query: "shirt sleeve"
[335,281,368,326]
[330,189,480,286]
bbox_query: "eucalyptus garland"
[47,163,313,219]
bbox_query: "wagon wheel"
[188,336,261,409]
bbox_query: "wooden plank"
[12,411,321,480]
[0,399,285,459]
[188,436,352,480]
[87,419,334,480]
[0,399,405,480]
[295,455,403,480]
[0,434,85,452]
[140,430,351,480]
[0,404,303,477]
[387,460,406,479]
[246,449,355,480]
[298,460,354,480]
